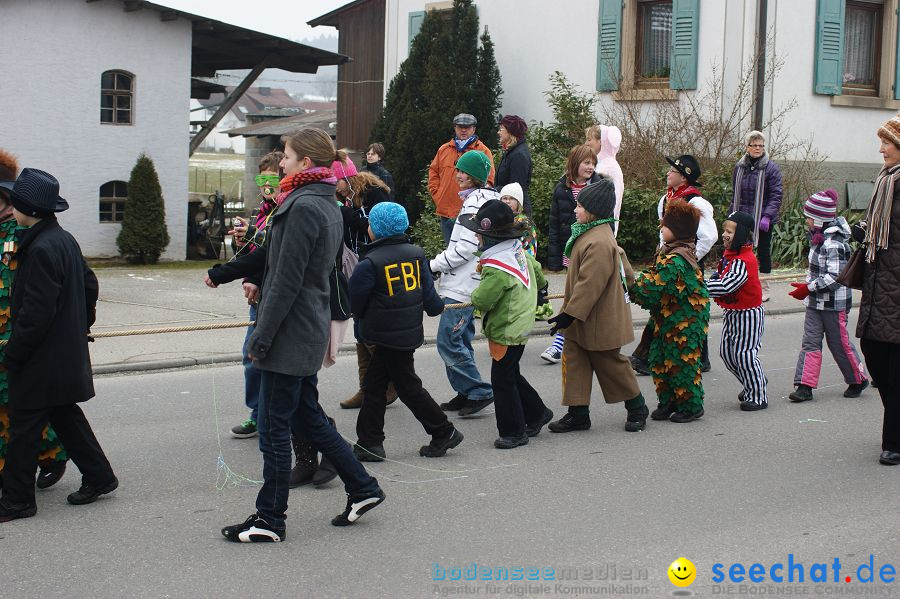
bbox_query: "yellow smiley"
[668,557,697,587]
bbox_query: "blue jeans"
[436,297,493,400]
[256,371,379,531]
[440,217,456,246]
[242,304,261,422]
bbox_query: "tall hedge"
[117,153,169,264]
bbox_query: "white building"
[1,0,344,259]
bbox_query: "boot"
[290,436,318,488]
[341,343,371,409]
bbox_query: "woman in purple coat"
[731,130,783,301]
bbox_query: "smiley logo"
[668,557,696,587]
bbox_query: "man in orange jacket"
[428,113,495,244]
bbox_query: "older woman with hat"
[494,115,533,215]
[856,114,900,466]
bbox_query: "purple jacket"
[731,154,783,231]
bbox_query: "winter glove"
[788,282,811,301]
[536,282,550,308]
[548,312,575,336]
[851,221,867,244]
[759,216,771,233]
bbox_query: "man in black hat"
[0,168,116,522]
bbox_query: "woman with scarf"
[855,115,900,466]
[0,149,68,490]
[731,131,784,301]
[494,115,533,215]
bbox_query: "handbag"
[836,247,865,290]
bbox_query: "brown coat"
[561,224,634,351]
[428,139,494,219]
[857,181,900,344]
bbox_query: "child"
[707,211,769,411]
[788,189,869,402]
[351,202,463,460]
[545,180,649,433]
[542,145,604,363]
[630,200,711,423]
[499,183,552,321]
[586,124,624,233]
[464,200,553,448]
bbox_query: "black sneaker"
[625,405,649,432]
[669,409,703,423]
[353,444,386,462]
[230,418,258,439]
[0,498,37,522]
[789,385,814,403]
[331,489,386,526]
[494,435,529,449]
[525,408,554,437]
[419,428,464,457]
[313,455,339,487]
[67,477,118,505]
[740,401,768,411]
[844,380,869,398]
[221,513,284,543]
[458,397,494,417]
[440,393,467,411]
[629,355,651,376]
[548,412,591,433]
[36,461,67,490]
[650,404,674,421]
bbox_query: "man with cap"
[0,168,116,522]
[428,113,495,244]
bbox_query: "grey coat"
[248,183,343,376]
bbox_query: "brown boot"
[386,382,399,406]
[340,343,371,409]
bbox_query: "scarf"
[479,239,531,288]
[662,183,701,220]
[730,153,770,248]
[564,217,616,257]
[275,167,334,206]
[659,239,700,271]
[864,163,900,262]
[453,135,478,152]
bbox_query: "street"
[2,310,898,598]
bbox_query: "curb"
[92,304,808,376]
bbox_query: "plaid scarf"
[276,167,334,205]
[865,163,900,262]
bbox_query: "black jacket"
[342,186,392,256]
[208,245,267,287]
[362,162,396,201]
[547,172,603,270]
[350,236,442,350]
[3,217,98,409]
[495,141,533,215]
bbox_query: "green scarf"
[564,217,616,257]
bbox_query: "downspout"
[752,0,768,131]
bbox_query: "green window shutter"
[408,11,425,52]
[670,0,700,90]
[895,9,900,99]
[596,0,622,92]
[814,0,844,95]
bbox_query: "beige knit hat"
[877,114,900,147]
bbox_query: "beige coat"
[561,224,634,351]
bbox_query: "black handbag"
[836,247,865,290]
[329,267,352,321]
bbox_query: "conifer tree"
[116,153,170,264]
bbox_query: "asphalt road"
[2,311,898,598]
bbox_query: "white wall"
[0,0,190,259]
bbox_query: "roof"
[225,110,338,138]
[106,1,349,76]
[197,86,304,122]
[190,78,228,99]
[308,0,372,27]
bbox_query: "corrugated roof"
[226,110,338,138]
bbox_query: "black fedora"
[458,199,527,240]
[665,154,702,186]
[0,168,69,215]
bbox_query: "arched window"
[99,181,127,222]
[101,70,134,125]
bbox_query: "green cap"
[455,151,491,184]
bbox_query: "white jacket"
[430,187,500,302]
[656,194,718,261]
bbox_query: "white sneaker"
[540,347,562,364]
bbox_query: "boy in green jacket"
[462,200,553,449]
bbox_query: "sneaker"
[494,435,529,449]
[740,401,768,411]
[36,461,67,490]
[624,405,649,432]
[844,380,869,398]
[419,428,464,457]
[548,412,591,433]
[67,477,119,505]
[459,397,494,417]
[525,408,554,437]
[331,489,386,526]
[353,444,386,462]
[650,404,674,421]
[440,393,467,411]
[312,455,339,487]
[669,409,703,423]
[230,418,258,439]
[629,355,651,376]
[540,347,562,364]
[879,450,900,466]
[0,498,37,523]
[789,384,814,403]
[221,513,284,543]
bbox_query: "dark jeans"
[757,228,772,274]
[2,403,114,505]
[440,217,456,246]
[242,303,261,422]
[256,371,379,531]
[492,345,548,438]
[356,346,453,446]
[860,339,900,453]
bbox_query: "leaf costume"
[630,252,710,415]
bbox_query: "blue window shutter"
[596,0,622,92]
[895,8,900,99]
[670,0,700,90]
[408,11,425,52]
[814,0,844,95]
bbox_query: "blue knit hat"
[369,202,408,238]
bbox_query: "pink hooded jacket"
[595,125,624,233]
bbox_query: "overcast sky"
[160,0,344,42]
